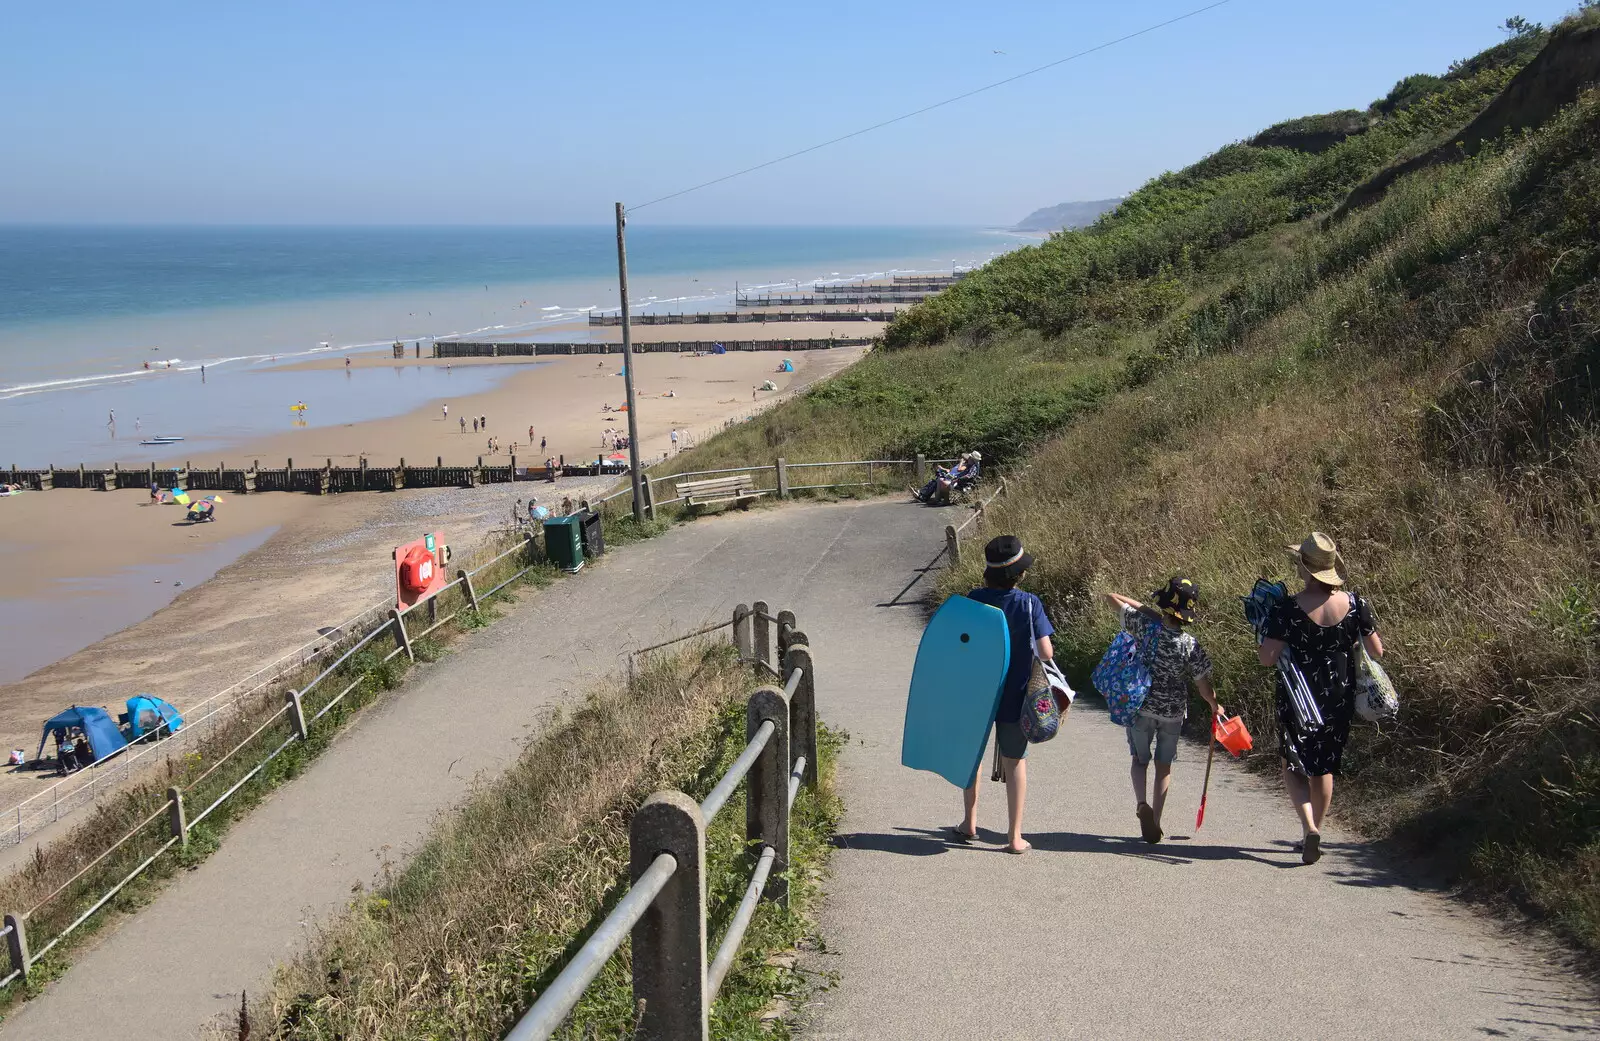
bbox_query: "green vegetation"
[661,13,1600,954]
[0,535,557,1019]
[259,643,842,1039]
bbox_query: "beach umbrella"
[206,494,224,504]
[172,490,192,506]
[605,452,627,462]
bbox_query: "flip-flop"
[949,826,978,844]
[1302,833,1322,865]
[1004,841,1031,855]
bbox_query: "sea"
[0,225,1029,465]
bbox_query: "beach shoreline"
[0,340,862,813]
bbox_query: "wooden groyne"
[587,310,899,326]
[735,292,936,307]
[892,273,966,285]
[433,336,871,359]
[7,457,624,495]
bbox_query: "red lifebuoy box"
[393,531,450,610]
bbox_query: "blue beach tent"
[711,343,727,355]
[36,706,128,764]
[125,694,184,739]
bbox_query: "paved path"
[5,498,1598,1040]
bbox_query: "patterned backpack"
[1092,628,1152,726]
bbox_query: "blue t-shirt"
[966,587,1054,724]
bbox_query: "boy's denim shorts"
[1126,711,1182,765]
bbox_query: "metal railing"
[505,601,816,1040]
[589,454,964,520]
[0,530,549,988]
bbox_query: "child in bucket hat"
[1102,577,1222,844]
[960,535,1055,854]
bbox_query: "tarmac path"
[4,498,1597,1040]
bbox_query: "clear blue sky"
[1,0,1580,225]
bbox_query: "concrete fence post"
[776,457,789,499]
[733,604,752,659]
[285,690,308,741]
[747,685,791,907]
[458,569,479,612]
[630,791,708,1041]
[389,609,413,662]
[752,600,771,667]
[945,524,961,565]
[5,914,29,982]
[783,644,818,790]
[167,786,187,847]
[784,629,809,652]
[644,477,657,521]
[776,609,797,656]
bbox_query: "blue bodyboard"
[901,594,1011,788]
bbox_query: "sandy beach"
[0,341,863,814]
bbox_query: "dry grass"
[256,642,842,1039]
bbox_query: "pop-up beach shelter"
[711,343,726,355]
[36,706,128,764]
[125,694,184,739]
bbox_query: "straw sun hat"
[1286,531,1348,587]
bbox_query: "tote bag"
[1092,628,1152,726]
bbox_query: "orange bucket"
[1213,714,1253,757]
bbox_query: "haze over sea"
[0,225,1027,465]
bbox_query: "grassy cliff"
[667,13,1600,953]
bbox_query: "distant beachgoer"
[514,497,523,523]
[108,409,115,429]
[473,417,479,434]
[540,436,547,453]
[480,415,486,430]
[201,364,206,382]
[460,416,466,433]
[345,357,351,368]
[143,361,149,370]
[149,483,159,504]
[670,429,679,452]
[135,417,141,433]
[528,498,538,521]
[560,495,573,514]
[528,425,535,443]
[486,438,493,454]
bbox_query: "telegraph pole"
[615,203,645,522]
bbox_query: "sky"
[0,0,1583,226]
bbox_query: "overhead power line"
[631,0,1234,212]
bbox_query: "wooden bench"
[676,474,767,512]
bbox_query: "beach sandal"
[949,825,977,844]
[1302,832,1322,865]
[1004,840,1031,855]
[1137,802,1161,845]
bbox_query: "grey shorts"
[1126,712,1182,765]
[994,721,1028,760]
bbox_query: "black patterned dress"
[1263,592,1378,776]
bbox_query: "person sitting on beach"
[52,729,71,775]
[74,731,95,770]
[560,495,574,515]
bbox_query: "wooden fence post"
[285,690,308,741]
[733,604,752,659]
[752,600,771,668]
[776,457,789,499]
[784,643,818,790]
[644,477,656,521]
[630,792,708,1041]
[389,609,413,661]
[945,524,961,565]
[776,609,797,656]
[915,453,927,485]
[747,685,791,907]
[5,913,29,982]
[458,569,479,612]
[168,786,187,847]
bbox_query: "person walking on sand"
[473,417,479,434]
[540,435,547,454]
[442,403,449,421]
[1258,532,1384,865]
[460,416,466,434]
[1102,578,1220,845]
[670,428,679,453]
[480,415,486,431]
[108,409,115,431]
[528,425,535,444]
[957,535,1055,855]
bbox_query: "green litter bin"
[543,515,585,573]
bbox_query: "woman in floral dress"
[1258,532,1385,864]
